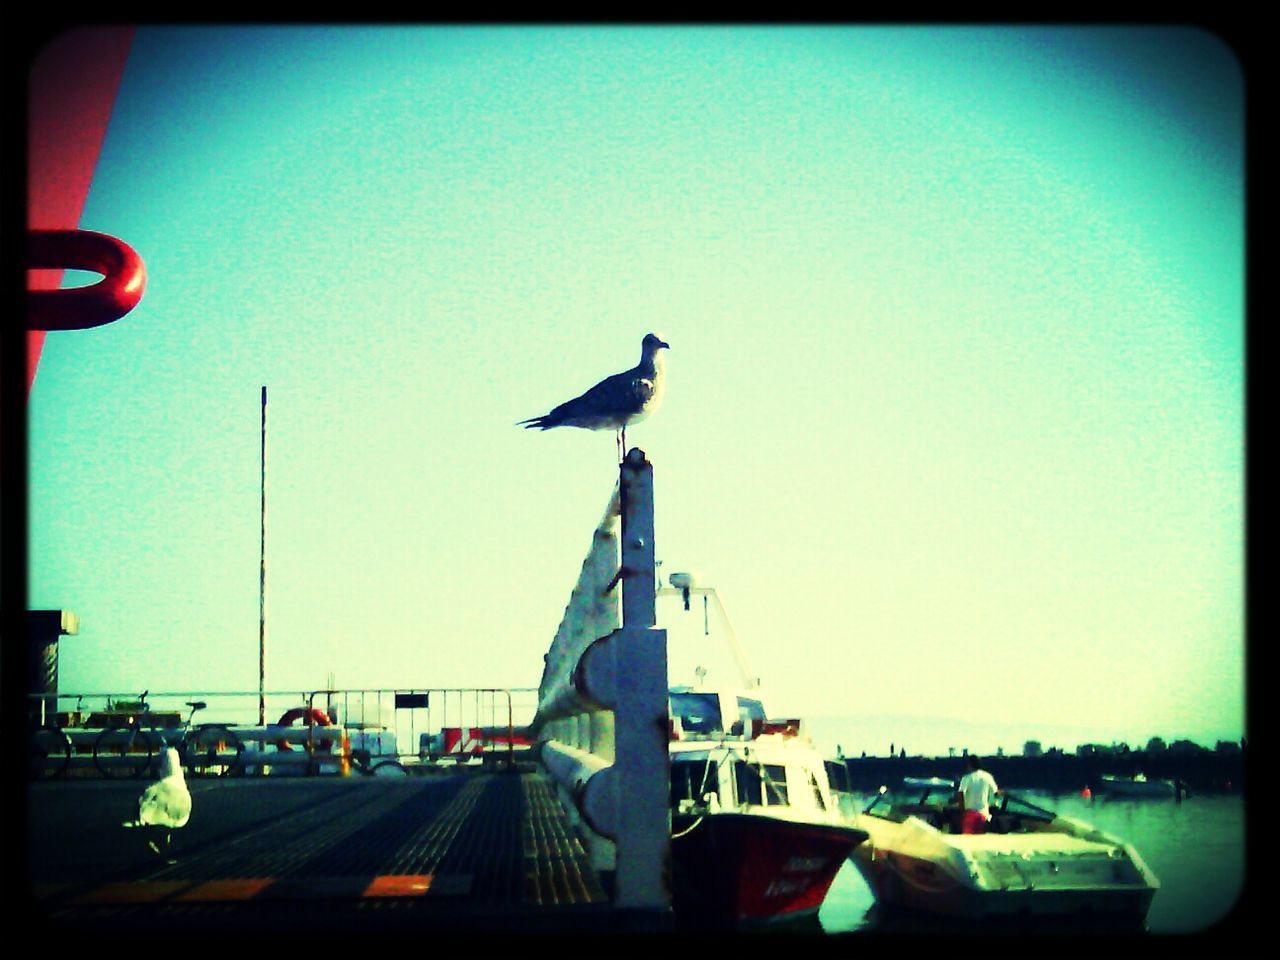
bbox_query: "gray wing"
[520,369,653,430]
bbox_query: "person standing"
[957,755,1001,834]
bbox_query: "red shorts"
[961,810,989,834]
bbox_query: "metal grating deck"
[25,770,631,934]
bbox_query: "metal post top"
[26,609,80,637]
[622,447,650,468]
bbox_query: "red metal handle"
[28,229,146,331]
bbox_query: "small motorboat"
[1098,773,1183,798]
[848,777,1159,928]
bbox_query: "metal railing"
[27,686,538,778]
[303,687,538,772]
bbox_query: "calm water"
[818,790,1247,936]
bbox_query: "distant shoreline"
[798,712,1245,764]
[839,747,1246,794]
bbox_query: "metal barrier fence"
[28,686,538,778]
[306,687,539,771]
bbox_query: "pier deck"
[25,769,662,936]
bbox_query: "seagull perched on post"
[518,333,670,459]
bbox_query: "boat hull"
[670,812,867,927]
[850,843,1156,929]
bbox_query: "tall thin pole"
[259,385,267,726]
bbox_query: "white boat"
[659,574,868,927]
[1098,773,1182,798]
[848,777,1160,929]
[666,685,868,927]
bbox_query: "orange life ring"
[276,707,334,751]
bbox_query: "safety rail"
[529,448,669,912]
[301,687,539,773]
[28,686,539,778]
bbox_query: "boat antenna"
[658,572,760,691]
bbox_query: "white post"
[613,449,669,908]
[531,448,670,913]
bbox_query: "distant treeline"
[842,744,1246,794]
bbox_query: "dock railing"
[304,686,538,772]
[28,686,538,777]
[529,448,670,912]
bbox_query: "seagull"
[518,333,670,458]
[122,747,191,862]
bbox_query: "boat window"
[734,762,761,805]
[810,772,826,811]
[671,759,719,807]
[669,693,723,734]
[735,697,766,729]
[762,764,789,805]
[733,761,789,806]
[825,759,850,793]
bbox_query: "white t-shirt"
[958,768,1000,818]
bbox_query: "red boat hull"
[671,812,867,927]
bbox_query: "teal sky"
[27,25,1245,752]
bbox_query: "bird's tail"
[516,416,555,430]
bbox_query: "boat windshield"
[865,778,956,818]
[865,779,1058,826]
[670,692,723,734]
[998,792,1057,822]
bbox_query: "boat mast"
[658,576,760,691]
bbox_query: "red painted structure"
[26,26,140,397]
[28,229,146,332]
[439,726,534,754]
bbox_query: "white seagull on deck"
[518,333,670,458]
[122,747,191,861]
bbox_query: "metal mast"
[258,384,267,726]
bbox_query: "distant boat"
[1099,773,1182,798]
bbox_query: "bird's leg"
[163,831,177,864]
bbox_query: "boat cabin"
[667,687,838,824]
[668,687,768,739]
